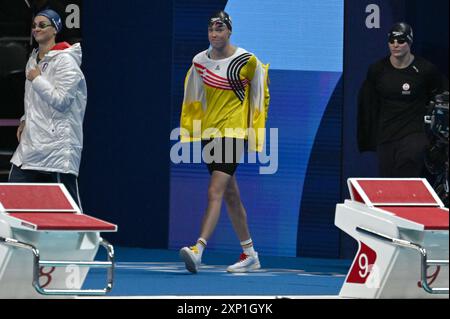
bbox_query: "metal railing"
[356,226,449,294]
[0,236,115,296]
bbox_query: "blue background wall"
[79,0,173,247]
[79,0,448,258]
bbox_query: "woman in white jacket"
[9,9,87,209]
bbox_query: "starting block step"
[7,213,117,231]
[377,207,449,230]
[0,183,118,298]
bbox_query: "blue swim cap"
[36,9,63,33]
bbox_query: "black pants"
[377,133,430,178]
[8,164,82,210]
[202,138,245,176]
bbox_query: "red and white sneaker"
[226,252,261,273]
[179,246,201,273]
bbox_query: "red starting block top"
[349,179,443,206]
[0,184,117,232]
[0,184,76,211]
[8,212,117,231]
[378,207,449,230]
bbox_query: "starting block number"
[346,243,378,284]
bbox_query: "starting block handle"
[0,236,115,296]
[356,227,449,295]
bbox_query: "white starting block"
[0,183,117,298]
[335,178,449,298]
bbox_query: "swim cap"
[388,22,413,45]
[208,11,232,31]
[36,9,63,33]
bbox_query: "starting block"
[0,183,117,298]
[335,178,449,298]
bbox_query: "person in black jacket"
[357,22,448,177]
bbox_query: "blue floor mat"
[83,247,351,296]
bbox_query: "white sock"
[196,238,207,256]
[240,238,256,256]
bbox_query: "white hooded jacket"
[11,42,87,176]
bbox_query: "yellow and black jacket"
[180,47,270,152]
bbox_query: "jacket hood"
[33,42,83,66]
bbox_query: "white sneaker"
[179,246,201,273]
[226,252,261,273]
